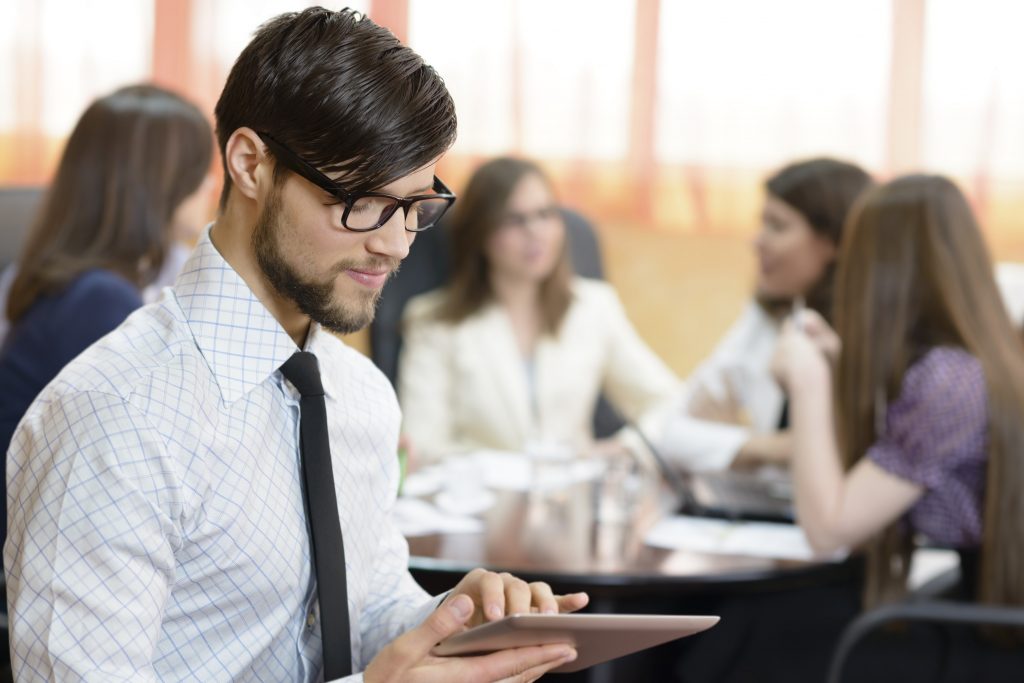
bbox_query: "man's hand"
[363,595,578,683]
[443,568,589,627]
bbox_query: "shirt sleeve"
[356,523,438,660]
[653,303,782,471]
[867,349,987,490]
[5,389,182,682]
[354,497,441,669]
[655,410,752,471]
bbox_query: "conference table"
[401,457,862,682]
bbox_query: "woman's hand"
[793,308,841,363]
[771,320,831,395]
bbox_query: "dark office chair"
[0,573,8,682]
[0,188,43,681]
[369,206,625,437]
[0,187,43,270]
[826,567,1024,683]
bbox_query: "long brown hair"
[440,157,572,333]
[834,175,1024,608]
[7,84,212,323]
[759,158,873,322]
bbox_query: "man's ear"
[224,127,268,201]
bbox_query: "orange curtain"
[2,0,1023,244]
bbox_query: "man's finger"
[465,643,577,682]
[495,650,579,683]
[393,595,474,666]
[554,592,589,613]
[528,582,558,615]
[479,571,507,621]
[503,574,532,616]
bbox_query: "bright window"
[409,0,635,160]
[654,0,892,170]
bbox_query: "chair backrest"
[827,598,1024,683]
[0,187,44,270]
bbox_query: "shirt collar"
[304,323,340,399]
[173,226,301,403]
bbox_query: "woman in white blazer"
[399,157,679,464]
[654,158,873,471]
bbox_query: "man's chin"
[311,298,379,336]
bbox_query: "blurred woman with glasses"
[397,156,680,465]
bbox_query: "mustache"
[330,256,402,279]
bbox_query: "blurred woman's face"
[754,194,836,300]
[485,173,565,284]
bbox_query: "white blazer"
[398,277,681,464]
[653,301,785,471]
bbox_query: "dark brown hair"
[214,7,457,206]
[440,157,572,333]
[834,175,1024,609]
[7,84,212,323]
[759,158,873,322]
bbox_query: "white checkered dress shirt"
[5,229,437,682]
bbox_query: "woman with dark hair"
[773,175,1024,610]
[654,158,873,471]
[398,157,680,464]
[0,84,213,462]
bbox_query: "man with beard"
[4,8,584,683]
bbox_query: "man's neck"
[209,201,311,348]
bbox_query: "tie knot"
[280,351,325,397]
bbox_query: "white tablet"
[432,613,720,673]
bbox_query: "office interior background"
[2,0,1023,373]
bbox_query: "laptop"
[633,425,795,524]
[682,469,795,523]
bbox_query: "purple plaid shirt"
[867,347,987,548]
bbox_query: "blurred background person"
[398,156,680,465]
[0,92,213,345]
[0,84,212,479]
[652,158,872,471]
[774,175,1024,610]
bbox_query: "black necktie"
[280,351,351,679]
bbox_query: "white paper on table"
[401,467,445,497]
[460,450,531,490]
[392,497,484,537]
[468,450,604,492]
[644,515,846,562]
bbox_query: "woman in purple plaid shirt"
[772,174,1024,610]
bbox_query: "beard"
[252,187,398,335]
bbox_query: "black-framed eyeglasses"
[257,131,456,232]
